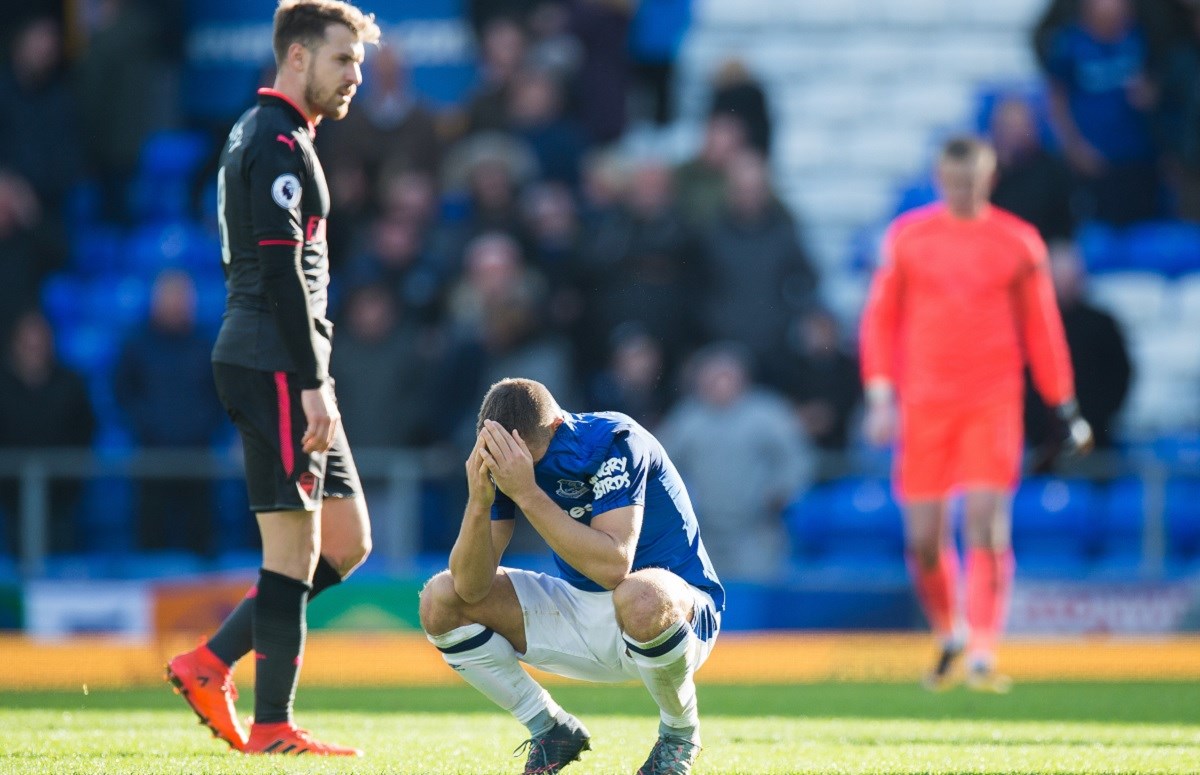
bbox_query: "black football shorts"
[213,362,363,513]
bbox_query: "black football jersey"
[211,88,332,387]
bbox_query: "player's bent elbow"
[451,575,492,605]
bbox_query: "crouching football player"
[420,378,724,775]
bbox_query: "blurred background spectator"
[1025,242,1132,454]
[659,345,812,581]
[586,324,671,429]
[702,149,818,370]
[1041,0,1161,224]
[0,311,94,555]
[113,271,223,555]
[989,95,1077,242]
[772,308,862,454]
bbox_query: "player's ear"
[286,41,308,73]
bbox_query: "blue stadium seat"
[65,180,103,226]
[1076,221,1128,274]
[41,274,85,328]
[1011,478,1094,577]
[825,478,905,561]
[84,276,151,330]
[69,224,126,277]
[1164,479,1200,572]
[1093,477,1144,577]
[56,323,120,375]
[138,130,212,179]
[127,221,218,275]
[1125,222,1200,277]
[783,484,837,558]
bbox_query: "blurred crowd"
[0,0,1193,577]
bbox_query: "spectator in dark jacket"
[569,0,633,143]
[506,66,588,187]
[710,58,772,156]
[989,95,1077,242]
[113,271,223,555]
[586,324,672,429]
[579,159,704,378]
[702,150,817,370]
[773,308,862,453]
[1026,243,1132,452]
[0,311,95,555]
[318,42,441,212]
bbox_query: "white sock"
[428,624,562,733]
[624,619,700,741]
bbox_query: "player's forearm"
[258,242,324,389]
[448,504,497,603]
[513,489,632,589]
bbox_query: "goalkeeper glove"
[1055,399,1094,456]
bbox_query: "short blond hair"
[273,0,381,65]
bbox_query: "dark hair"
[476,378,560,445]
[939,135,996,166]
[273,0,380,66]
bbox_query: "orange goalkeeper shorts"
[895,400,1023,502]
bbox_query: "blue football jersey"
[491,412,724,610]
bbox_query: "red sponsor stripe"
[259,239,300,246]
[274,371,294,477]
[244,585,258,600]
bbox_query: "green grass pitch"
[0,682,1197,774]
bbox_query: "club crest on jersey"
[556,479,588,499]
[271,173,301,209]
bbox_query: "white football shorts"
[503,567,721,683]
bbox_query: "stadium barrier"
[0,446,1188,579]
[0,633,1198,690]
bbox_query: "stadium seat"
[41,274,85,328]
[1128,326,1200,384]
[69,224,126,277]
[56,323,120,375]
[127,221,218,275]
[84,276,151,331]
[1011,478,1094,577]
[1076,222,1128,274]
[138,130,211,179]
[825,478,905,561]
[1125,222,1200,277]
[783,484,837,559]
[1092,477,1144,577]
[1164,479,1200,572]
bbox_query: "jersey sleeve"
[490,489,517,521]
[590,432,649,517]
[859,221,905,388]
[246,131,324,388]
[1015,228,1076,406]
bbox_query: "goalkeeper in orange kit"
[859,136,1093,692]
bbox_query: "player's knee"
[909,542,941,569]
[612,576,677,641]
[418,571,462,635]
[327,536,371,577]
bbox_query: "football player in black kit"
[165,0,379,756]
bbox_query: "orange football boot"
[245,721,363,756]
[165,645,247,750]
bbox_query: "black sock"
[207,556,342,668]
[252,569,312,725]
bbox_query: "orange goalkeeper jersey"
[860,203,1075,408]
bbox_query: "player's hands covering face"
[480,420,537,501]
[465,434,496,508]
